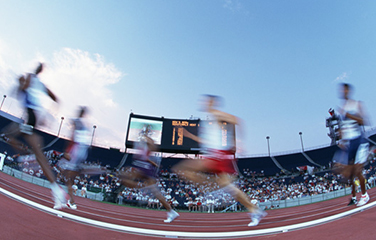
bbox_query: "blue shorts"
[132,159,156,177]
[333,136,369,165]
[62,143,89,171]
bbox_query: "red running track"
[0,171,376,239]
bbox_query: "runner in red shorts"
[173,95,266,226]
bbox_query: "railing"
[1,166,104,201]
[258,187,352,210]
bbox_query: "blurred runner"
[119,129,179,223]
[1,63,69,208]
[332,83,370,207]
[57,107,91,210]
[173,95,266,227]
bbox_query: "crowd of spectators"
[3,149,376,212]
[3,150,120,199]
[118,160,376,212]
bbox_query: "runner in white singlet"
[333,83,370,207]
[59,107,91,210]
[1,63,69,208]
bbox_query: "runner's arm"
[147,159,159,167]
[183,128,202,143]
[46,87,58,102]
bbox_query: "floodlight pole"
[91,125,97,146]
[266,136,271,157]
[0,95,6,110]
[57,117,64,137]
[299,132,304,152]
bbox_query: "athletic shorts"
[132,159,156,177]
[25,108,37,127]
[203,149,237,174]
[19,108,37,135]
[333,136,369,165]
[64,143,89,171]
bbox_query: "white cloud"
[0,40,17,93]
[43,48,123,107]
[0,43,128,150]
[223,0,248,14]
[334,72,349,82]
[40,48,126,149]
[0,39,26,116]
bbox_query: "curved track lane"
[1,171,375,239]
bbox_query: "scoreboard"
[162,119,200,152]
[125,113,235,154]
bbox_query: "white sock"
[50,182,59,192]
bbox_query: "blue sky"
[1,1,376,155]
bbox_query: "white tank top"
[24,74,46,110]
[199,117,235,151]
[340,99,362,140]
[72,118,90,145]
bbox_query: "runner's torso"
[24,74,45,110]
[339,99,362,140]
[72,118,90,145]
[199,116,235,152]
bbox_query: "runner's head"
[200,94,223,111]
[78,106,88,118]
[339,83,353,100]
[35,63,43,75]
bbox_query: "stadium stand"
[237,156,281,177]
[304,145,340,167]
[274,152,314,174]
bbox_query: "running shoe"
[357,193,370,207]
[66,200,77,210]
[164,210,179,223]
[347,198,357,206]
[53,197,63,210]
[248,208,267,227]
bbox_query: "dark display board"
[125,113,235,154]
